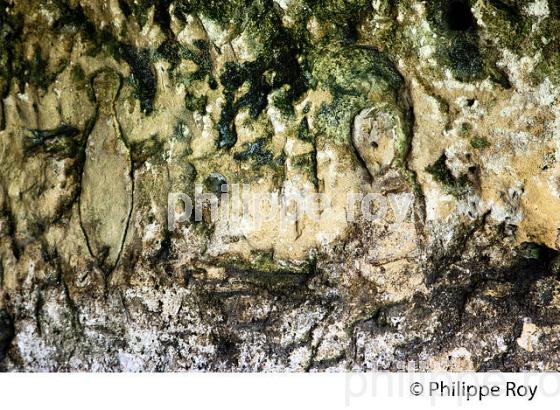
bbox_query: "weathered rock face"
[0,0,560,371]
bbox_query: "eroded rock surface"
[1,0,560,371]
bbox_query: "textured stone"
[0,0,560,371]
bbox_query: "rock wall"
[1,0,560,371]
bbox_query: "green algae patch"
[532,18,560,86]
[292,151,319,188]
[470,136,490,150]
[426,153,470,197]
[297,117,314,143]
[213,1,307,149]
[311,45,404,145]
[475,0,531,52]
[423,0,487,82]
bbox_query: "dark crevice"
[117,0,132,18]
[121,45,156,114]
[446,0,475,32]
[0,309,14,365]
[1,194,21,261]
[153,0,172,36]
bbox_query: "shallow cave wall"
[1,0,560,371]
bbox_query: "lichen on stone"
[0,0,560,372]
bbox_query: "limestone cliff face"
[1,0,560,371]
